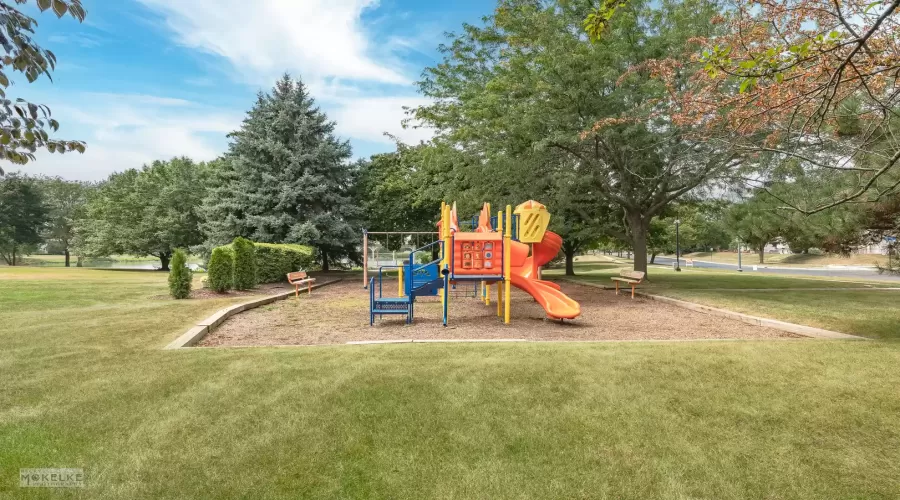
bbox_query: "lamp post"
[674,219,682,271]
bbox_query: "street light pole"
[674,219,682,272]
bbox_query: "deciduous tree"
[413,0,738,274]
[81,157,209,270]
[0,173,46,264]
[0,0,87,171]
[35,176,91,266]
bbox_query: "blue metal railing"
[369,277,375,325]
[376,265,403,298]
[407,240,444,294]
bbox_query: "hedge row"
[254,243,317,283]
[208,240,317,289]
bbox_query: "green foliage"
[207,246,233,292]
[651,201,732,256]
[413,0,733,273]
[33,176,92,266]
[0,173,48,265]
[80,157,210,270]
[167,249,192,299]
[201,74,361,271]
[584,0,632,41]
[231,237,256,290]
[0,0,87,170]
[355,147,441,234]
[254,243,316,284]
[726,194,786,263]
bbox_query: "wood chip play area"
[198,279,798,346]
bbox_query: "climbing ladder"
[370,241,445,325]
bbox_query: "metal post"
[675,219,682,272]
[362,230,368,288]
[497,210,504,318]
[504,205,512,325]
[737,241,743,272]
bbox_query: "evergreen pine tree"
[201,74,361,270]
[167,249,193,299]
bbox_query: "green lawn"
[4,254,201,268]
[548,261,900,339]
[2,267,900,498]
[657,251,889,267]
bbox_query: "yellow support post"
[504,205,512,324]
[485,283,490,305]
[398,266,404,297]
[440,203,452,311]
[496,210,503,317]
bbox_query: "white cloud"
[47,33,105,48]
[135,0,408,86]
[330,96,434,146]
[21,93,240,181]
[18,2,443,180]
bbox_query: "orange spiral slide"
[507,231,581,319]
[471,203,581,320]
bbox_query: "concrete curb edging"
[560,278,866,340]
[164,279,340,349]
[346,338,529,345]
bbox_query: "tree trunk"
[321,250,330,272]
[650,252,657,264]
[11,245,17,266]
[64,248,70,267]
[159,253,171,271]
[565,249,575,276]
[626,211,649,274]
[758,246,765,264]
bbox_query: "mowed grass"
[665,251,890,268]
[548,261,900,339]
[2,267,900,498]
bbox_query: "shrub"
[167,249,193,299]
[207,247,234,292]
[255,243,317,283]
[232,237,257,290]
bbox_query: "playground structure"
[367,200,581,326]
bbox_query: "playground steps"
[370,296,413,325]
[410,277,443,297]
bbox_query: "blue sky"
[18,0,493,180]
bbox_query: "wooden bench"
[610,270,645,299]
[286,271,316,298]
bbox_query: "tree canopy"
[413,0,739,273]
[80,157,210,270]
[202,74,360,270]
[0,173,46,264]
[0,0,87,171]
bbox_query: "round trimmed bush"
[207,247,234,292]
[167,249,193,299]
[232,236,257,290]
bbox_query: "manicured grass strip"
[655,289,900,340]
[555,263,900,339]
[548,264,896,289]
[2,341,900,499]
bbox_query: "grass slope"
[548,262,900,339]
[1,267,899,499]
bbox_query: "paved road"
[652,256,900,282]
